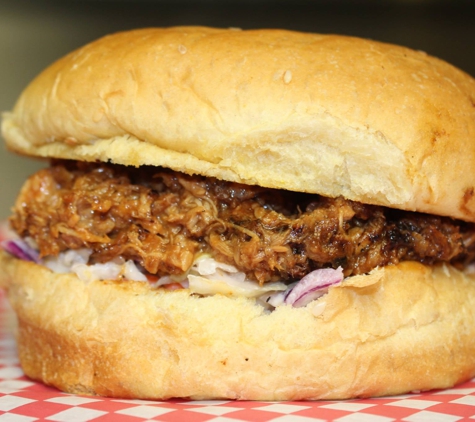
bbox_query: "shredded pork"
[10,160,475,283]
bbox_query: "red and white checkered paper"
[1,293,475,421]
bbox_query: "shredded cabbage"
[286,267,343,307]
[1,235,343,308]
[187,257,287,298]
[264,267,344,308]
[1,239,40,263]
[43,249,147,283]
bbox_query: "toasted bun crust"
[1,250,475,400]
[3,27,475,221]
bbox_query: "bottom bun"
[1,250,475,400]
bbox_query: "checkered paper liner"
[1,294,475,421]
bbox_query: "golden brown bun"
[3,27,475,221]
[1,250,475,400]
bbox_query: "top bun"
[3,27,475,221]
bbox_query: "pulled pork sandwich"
[2,26,475,400]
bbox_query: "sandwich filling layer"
[7,160,475,286]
